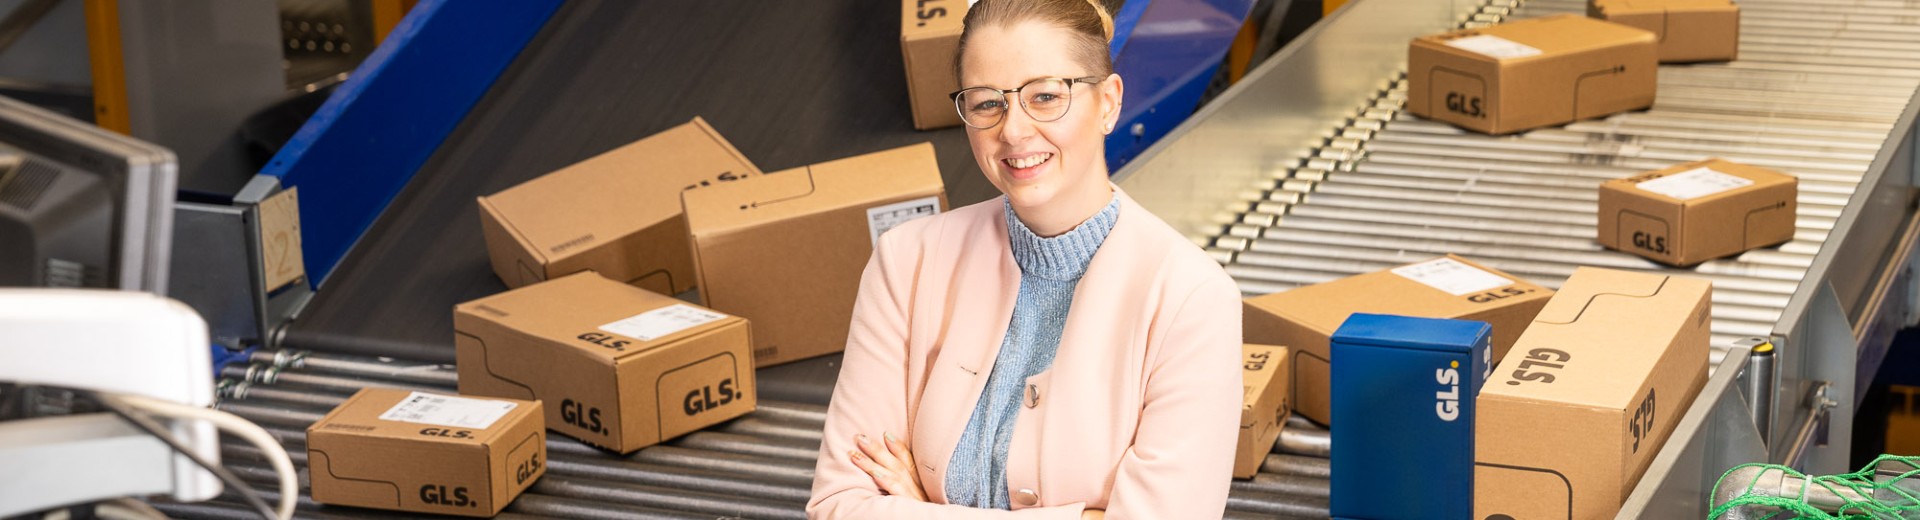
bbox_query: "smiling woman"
[804,0,1244,519]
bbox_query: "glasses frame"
[949,76,1105,130]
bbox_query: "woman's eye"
[1029,93,1059,104]
[970,100,1006,113]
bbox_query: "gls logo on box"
[420,484,473,508]
[661,354,746,425]
[1435,361,1461,421]
[577,332,631,350]
[1633,231,1668,254]
[1468,287,1534,304]
[418,427,472,439]
[560,398,606,436]
[516,453,543,485]
[683,378,738,416]
[913,0,950,28]
[1446,92,1485,118]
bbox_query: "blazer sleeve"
[1102,274,1243,520]
[807,228,1085,520]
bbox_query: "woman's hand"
[849,432,928,502]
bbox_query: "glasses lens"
[956,88,1008,128]
[1020,78,1074,122]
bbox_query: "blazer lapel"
[915,197,1023,503]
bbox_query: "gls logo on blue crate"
[1435,361,1461,422]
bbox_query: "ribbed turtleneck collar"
[1004,194,1121,282]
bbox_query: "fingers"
[849,432,927,501]
[850,447,916,498]
[884,431,916,467]
[857,433,904,472]
[882,432,928,501]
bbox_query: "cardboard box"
[1235,343,1291,479]
[1591,0,1739,63]
[682,143,947,367]
[1242,254,1551,424]
[1475,267,1710,520]
[454,271,757,453]
[1407,14,1657,135]
[307,388,545,517]
[901,0,967,129]
[1331,314,1489,520]
[477,117,762,294]
[1598,158,1798,266]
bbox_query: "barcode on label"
[867,196,942,246]
[600,304,728,342]
[1634,167,1754,201]
[1391,258,1514,296]
[378,392,516,429]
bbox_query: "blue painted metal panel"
[260,0,563,287]
[1105,0,1254,170]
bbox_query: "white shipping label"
[599,304,728,341]
[1391,258,1515,296]
[867,196,942,246]
[1635,167,1754,201]
[1444,35,1544,59]
[378,392,517,429]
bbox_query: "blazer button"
[1014,488,1039,507]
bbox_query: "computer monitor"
[0,95,177,294]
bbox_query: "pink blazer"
[807,189,1243,519]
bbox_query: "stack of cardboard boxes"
[309,117,949,515]
[1241,254,1715,518]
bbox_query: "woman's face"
[958,21,1123,213]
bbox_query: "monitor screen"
[0,96,176,294]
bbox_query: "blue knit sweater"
[945,194,1121,508]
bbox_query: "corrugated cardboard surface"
[1330,315,1489,520]
[1598,158,1798,266]
[1235,343,1291,478]
[307,388,546,517]
[1407,14,1657,135]
[1475,267,1710,519]
[901,0,967,129]
[453,272,757,453]
[476,117,762,293]
[682,142,948,367]
[1242,254,1551,424]
[1591,0,1739,63]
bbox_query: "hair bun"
[1086,0,1115,41]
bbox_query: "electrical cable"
[81,392,282,520]
[99,498,169,520]
[105,393,297,520]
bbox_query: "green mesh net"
[1710,455,1920,519]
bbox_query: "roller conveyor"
[1198,0,1919,375]
[144,0,1920,517]
[1111,0,1920,513]
[177,350,1337,519]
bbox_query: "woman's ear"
[1100,73,1124,134]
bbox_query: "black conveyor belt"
[284,1,999,367]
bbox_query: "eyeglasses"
[949,76,1104,130]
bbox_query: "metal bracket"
[1784,382,1838,470]
[169,175,315,350]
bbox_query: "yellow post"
[372,0,418,45]
[82,0,130,134]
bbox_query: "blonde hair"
[954,0,1117,80]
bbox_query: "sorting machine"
[168,0,1920,517]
